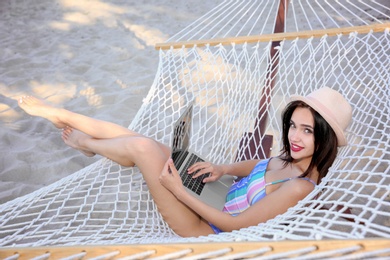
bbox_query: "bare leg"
[62,127,96,157]
[19,96,214,236]
[18,96,67,129]
[18,96,140,139]
[64,129,214,236]
[19,96,171,154]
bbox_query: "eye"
[289,121,296,128]
[304,128,313,134]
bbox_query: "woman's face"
[288,107,315,164]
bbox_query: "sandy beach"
[1,0,389,207]
[0,0,214,204]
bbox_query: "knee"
[124,137,158,157]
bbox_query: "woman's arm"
[187,159,261,183]
[160,159,315,233]
[218,178,315,232]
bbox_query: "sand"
[0,0,213,204]
[1,0,389,206]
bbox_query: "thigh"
[129,137,214,237]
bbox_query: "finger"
[192,168,211,179]
[188,161,207,169]
[187,162,200,173]
[202,174,217,183]
[167,158,179,175]
[161,158,171,176]
[188,162,208,174]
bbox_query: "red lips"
[290,143,303,152]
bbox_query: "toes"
[61,131,68,141]
[25,96,35,105]
[18,95,32,104]
[62,126,73,138]
[19,96,26,104]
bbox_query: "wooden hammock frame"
[155,23,390,50]
[1,239,389,259]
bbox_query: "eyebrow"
[290,119,314,129]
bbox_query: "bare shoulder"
[281,178,316,198]
[266,156,285,170]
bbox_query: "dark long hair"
[280,101,338,184]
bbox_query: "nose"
[289,128,301,142]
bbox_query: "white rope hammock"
[0,0,389,248]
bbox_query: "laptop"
[170,104,234,210]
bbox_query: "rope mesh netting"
[0,0,389,247]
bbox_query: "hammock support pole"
[237,0,289,161]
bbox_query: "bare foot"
[18,96,67,129]
[62,127,96,157]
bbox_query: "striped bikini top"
[222,158,316,216]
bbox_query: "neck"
[292,158,319,180]
[292,157,311,172]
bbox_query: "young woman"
[18,87,352,237]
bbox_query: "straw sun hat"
[289,87,352,146]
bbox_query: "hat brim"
[290,95,347,146]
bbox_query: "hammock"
[0,0,389,248]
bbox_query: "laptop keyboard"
[180,154,209,195]
[172,150,188,170]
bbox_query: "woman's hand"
[187,161,225,183]
[159,158,185,197]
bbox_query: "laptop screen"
[171,105,192,169]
